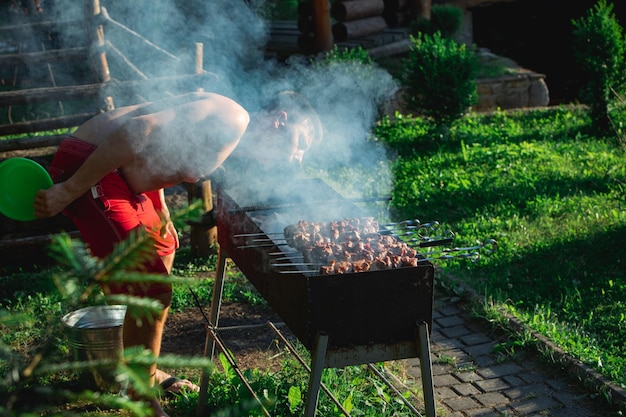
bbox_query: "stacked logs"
[331,0,386,42]
[298,0,388,46]
[382,0,413,28]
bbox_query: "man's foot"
[156,369,200,394]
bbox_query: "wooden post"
[187,41,218,257]
[87,0,114,111]
[187,180,218,257]
[311,0,333,52]
[411,0,431,20]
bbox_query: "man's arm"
[33,118,147,218]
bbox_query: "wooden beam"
[0,47,89,66]
[0,73,219,106]
[0,114,95,139]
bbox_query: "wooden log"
[0,83,101,106]
[105,40,148,80]
[298,15,313,34]
[412,0,431,19]
[0,133,67,153]
[383,0,409,11]
[298,34,315,52]
[0,73,219,106]
[0,114,95,138]
[0,231,80,250]
[0,47,89,66]
[312,0,333,52]
[368,38,412,58]
[186,180,218,257]
[188,41,217,257]
[0,19,79,34]
[331,0,385,22]
[90,0,111,83]
[383,10,412,27]
[332,16,387,41]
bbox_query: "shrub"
[402,32,478,126]
[572,0,626,133]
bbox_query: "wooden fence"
[0,0,217,263]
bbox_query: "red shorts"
[49,137,176,296]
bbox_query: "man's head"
[258,91,323,164]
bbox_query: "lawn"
[369,106,626,389]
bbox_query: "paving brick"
[440,325,472,338]
[431,363,454,376]
[476,363,524,379]
[453,370,482,383]
[434,373,461,387]
[436,315,466,327]
[473,355,497,368]
[517,370,546,383]
[460,333,493,346]
[509,396,560,415]
[504,383,550,400]
[443,396,482,412]
[464,408,501,417]
[451,382,482,396]
[433,337,466,351]
[475,391,509,407]
[437,304,463,316]
[464,342,496,357]
[474,378,511,392]
[435,385,458,399]
[502,374,524,387]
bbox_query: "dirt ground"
[161,298,295,373]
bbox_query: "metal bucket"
[61,305,126,392]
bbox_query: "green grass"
[374,106,626,388]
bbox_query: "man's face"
[254,111,315,166]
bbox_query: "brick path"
[397,302,621,417]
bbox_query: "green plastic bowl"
[0,158,53,221]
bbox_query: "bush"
[402,32,478,126]
[572,0,626,133]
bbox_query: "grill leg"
[196,249,228,417]
[418,321,436,417]
[305,332,329,417]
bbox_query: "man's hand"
[161,218,180,249]
[33,183,75,218]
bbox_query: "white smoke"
[46,0,398,203]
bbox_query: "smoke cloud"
[45,0,398,208]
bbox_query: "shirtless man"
[33,91,322,416]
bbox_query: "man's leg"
[123,290,172,417]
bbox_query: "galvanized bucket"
[61,305,126,392]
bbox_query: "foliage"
[410,4,464,39]
[198,352,417,416]
[319,44,373,66]
[375,106,626,388]
[402,32,478,127]
[572,0,626,133]
[0,208,212,416]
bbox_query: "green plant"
[402,32,478,127]
[410,4,464,39]
[572,0,626,133]
[0,212,212,416]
